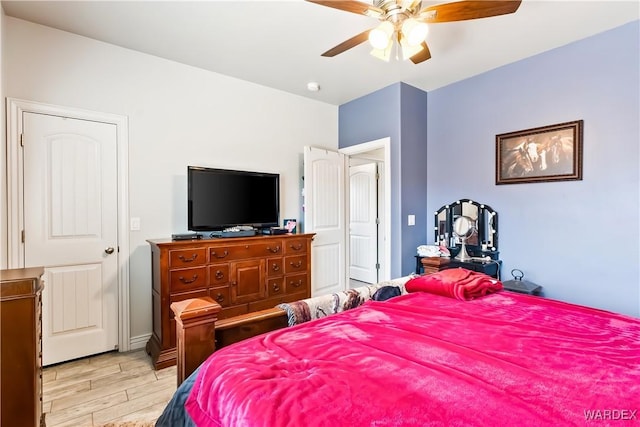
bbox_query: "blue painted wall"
[339,83,428,278]
[399,84,429,274]
[427,21,639,316]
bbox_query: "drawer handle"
[178,274,198,284]
[290,260,302,268]
[290,279,303,288]
[211,250,229,259]
[178,253,198,262]
[214,270,224,280]
[266,246,281,253]
[272,284,281,292]
[271,264,280,272]
[290,243,303,251]
[231,281,237,287]
[215,293,225,303]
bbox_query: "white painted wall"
[1,8,7,269]
[2,17,338,340]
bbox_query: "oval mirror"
[453,216,474,238]
[452,215,475,261]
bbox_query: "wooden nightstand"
[417,256,501,279]
[419,257,451,275]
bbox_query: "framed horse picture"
[495,120,583,185]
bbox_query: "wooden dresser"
[1,267,45,427]
[146,233,314,369]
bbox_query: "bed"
[156,270,640,426]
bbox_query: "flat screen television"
[188,166,280,231]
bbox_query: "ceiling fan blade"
[306,0,384,17]
[410,41,432,64]
[418,1,522,23]
[321,30,371,57]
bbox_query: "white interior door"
[303,146,346,296]
[23,112,119,365]
[349,163,378,284]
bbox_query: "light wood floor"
[43,350,177,427]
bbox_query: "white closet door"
[349,163,378,284]
[23,112,119,365]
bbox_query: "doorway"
[303,137,390,295]
[341,137,390,286]
[6,98,130,364]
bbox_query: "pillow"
[371,285,401,301]
[405,268,502,301]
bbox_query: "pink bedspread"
[186,292,640,426]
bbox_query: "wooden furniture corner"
[172,297,289,385]
[171,297,221,386]
[1,267,46,427]
[420,257,451,274]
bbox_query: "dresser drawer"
[267,277,285,297]
[266,258,283,277]
[169,248,207,268]
[285,255,307,274]
[170,267,207,293]
[209,264,229,286]
[285,273,308,295]
[209,286,230,307]
[210,242,283,261]
[284,239,307,255]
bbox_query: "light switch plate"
[130,217,141,231]
[408,215,415,226]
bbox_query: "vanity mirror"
[434,199,498,258]
[452,216,475,262]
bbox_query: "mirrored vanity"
[418,199,502,278]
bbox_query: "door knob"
[105,247,115,255]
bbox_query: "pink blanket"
[186,292,640,426]
[405,268,503,300]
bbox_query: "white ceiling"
[2,0,638,105]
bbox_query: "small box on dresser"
[420,257,451,275]
[146,233,314,370]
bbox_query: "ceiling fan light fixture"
[364,9,383,19]
[368,21,394,50]
[400,0,416,8]
[401,18,429,46]
[370,43,393,62]
[400,38,424,61]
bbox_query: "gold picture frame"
[496,120,583,185]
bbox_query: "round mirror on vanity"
[452,215,475,262]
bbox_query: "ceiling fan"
[306,0,522,64]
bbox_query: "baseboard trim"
[129,333,151,351]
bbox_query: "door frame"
[6,97,131,352]
[340,137,391,284]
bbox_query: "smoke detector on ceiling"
[307,82,320,92]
